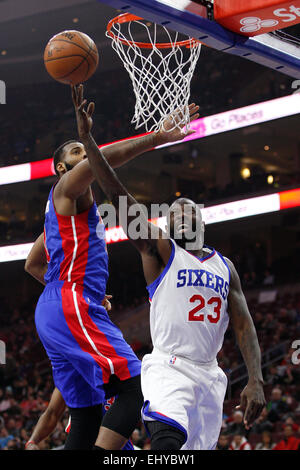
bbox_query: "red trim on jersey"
[56,210,90,284]
[70,211,90,283]
[43,226,50,263]
[65,416,71,434]
[51,186,90,284]
[155,411,170,418]
[61,284,131,382]
[187,248,216,264]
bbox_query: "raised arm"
[56,85,182,201]
[226,257,266,429]
[24,233,47,285]
[72,84,199,283]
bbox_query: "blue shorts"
[35,281,141,408]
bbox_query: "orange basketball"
[44,30,99,85]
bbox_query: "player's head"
[53,140,87,177]
[166,197,205,250]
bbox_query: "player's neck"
[186,247,205,258]
[177,241,205,258]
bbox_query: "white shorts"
[141,348,228,450]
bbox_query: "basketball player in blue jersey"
[72,84,266,450]
[25,90,193,450]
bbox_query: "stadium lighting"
[1,187,300,263]
[1,93,300,186]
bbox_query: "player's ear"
[56,161,67,175]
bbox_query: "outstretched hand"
[157,103,200,144]
[236,380,266,430]
[71,84,95,139]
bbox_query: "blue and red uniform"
[35,186,141,408]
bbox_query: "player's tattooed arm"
[24,233,47,285]
[71,84,199,169]
[225,257,266,429]
[62,84,180,201]
[81,129,171,283]
[73,84,199,283]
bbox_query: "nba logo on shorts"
[169,355,176,365]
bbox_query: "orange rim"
[107,13,200,49]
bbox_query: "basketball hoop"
[106,13,202,133]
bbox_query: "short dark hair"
[53,139,78,176]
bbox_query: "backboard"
[97,0,300,78]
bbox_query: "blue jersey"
[36,185,141,409]
[43,185,108,303]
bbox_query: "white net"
[106,16,202,133]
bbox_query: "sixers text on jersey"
[176,268,229,300]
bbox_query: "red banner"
[214,0,300,36]
[279,188,300,210]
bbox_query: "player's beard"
[64,163,74,172]
[169,221,204,251]
[175,232,204,251]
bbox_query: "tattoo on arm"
[226,258,263,382]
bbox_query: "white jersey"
[147,240,230,363]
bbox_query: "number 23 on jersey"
[188,294,221,323]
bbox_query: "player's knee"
[118,374,144,408]
[101,375,143,439]
[148,422,186,450]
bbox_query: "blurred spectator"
[266,388,290,423]
[265,366,282,386]
[224,410,246,436]
[282,416,299,433]
[6,418,18,438]
[255,431,275,450]
[0,427,14,450]
[277,350,300,385]
[273,424,300,450]
[262,269,274,286]
[229,433,252,450]
[249,407,273,434]
[3,437,22,450]
[216,433,230,450]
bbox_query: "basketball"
[44,30,99,85]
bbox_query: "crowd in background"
[0,267,300,449]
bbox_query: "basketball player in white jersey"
[72,84,266,450]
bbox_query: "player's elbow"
[24,258,42,278]
[24,258,33,274]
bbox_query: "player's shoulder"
[220,256,242,289]
[215,252,240,285]
[214,250,233,270]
